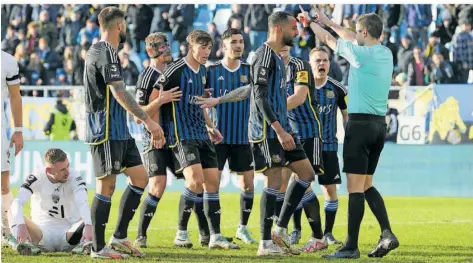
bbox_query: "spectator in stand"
[380,29,398,67]
[59,8,84,48]
[14,44,30,76]
[177,42,188,60]
[424,31,450,62]
[404,4,432,48]
[127,4,154,60]
[77,18,100,46]
[55,68,70,86]
[25,52,47,96]
[451,18,473,83]
[208,22,223,60]
[244,4,274,50]
[407,47,430,86]
[38,37,62,85]
[397,36,414,73]
[229,18,251,59]
[16,29,28,52]
[383,4,403,45]
[150,5,171,34]
[25,21,39,54]
[120,53,140,86]
[37,10,58,48]
[227,4,246,29]
[437,9,457,45]
[168,4,195,44]
[293,25,314,61]
[430,52,455,84]
[119,42,143,71]
[2,26,20,55]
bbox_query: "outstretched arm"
[298,6,338,51]
[195,84,251,108]
[311,5,356,42]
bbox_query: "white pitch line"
[105,219,473,232]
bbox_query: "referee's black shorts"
[343,113,387,175]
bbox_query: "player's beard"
[231,50,242,59]
[119,31,127,44]
[283,33,294,46]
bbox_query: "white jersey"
[20,167,87,226]
[1,51,20,128]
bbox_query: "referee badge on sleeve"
[256,67,269,85]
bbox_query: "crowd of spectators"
[2,4,472,97]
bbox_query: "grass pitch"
[2,191,472,263]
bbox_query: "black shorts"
[172,139,218,173]
[251,138,307,173]
[301,137,324,175]
[142,148,176,177]
[216,144,254,173]
[318,151,342,185]
[90,139,142,179]
[343,114,387,175]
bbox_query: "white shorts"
[13,220,83,252]
[1,128,10,172]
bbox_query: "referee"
[298,6,399,259]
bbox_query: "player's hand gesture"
[144,119,166,149]
[277,130,296,151]
[195,96,220,109]
[157,86,182,105]
[81,224,93,242]
[297,5,311,27]
[16,224,31,243]
[207,127,223,144]
[10,131,24,156]
[310,5,331,25]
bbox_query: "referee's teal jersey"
[334,39,393,116]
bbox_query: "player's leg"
[275,168,290,221]
[231,145,256,244]
[108,140,146,257]
[320,151,342,245]
[134,149,169,248]
[1,130,13,244]
[10,217,42,255]
[201,140,239,249]
[89,141,128,259]
[364,124,399,258]
[285,172,302,246]
[252,140,288,256]
[173,140,205,248]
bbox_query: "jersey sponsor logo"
[318,104,333,115]
[114,161,121,171]
[272,154,281,163]
[296,71,309,83]
[326,90,335,99]
[240,75,248,83]
[256,67,268,85]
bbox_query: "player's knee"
[149,177,166,197]
[241,180,254,193]
[323,185,338,200]
[186,177,204,192]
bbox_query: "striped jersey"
[316,77,347,151]
[135,65,167,152]
[158,58,209,147]
[83,41,131,144]
[207,60,251,144]
[249,43,290,142]
[286,57,322,140]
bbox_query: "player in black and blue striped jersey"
[205,28,256,244]
[158,30,239,250]
[132,32,183,249]
[276,46,328,253]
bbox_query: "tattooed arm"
[195,84,251,108]
[109,80,150,122]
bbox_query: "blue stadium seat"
[213,8,232,34]
[193,6,213,31]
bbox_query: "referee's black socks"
[91,193,111,252]
[114,185,144,239]
[277,177,310,228]
[365,187,392,235]
[345,192,365,250]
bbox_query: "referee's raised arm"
[298,7,400,259]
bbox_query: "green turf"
[2,191,473,263]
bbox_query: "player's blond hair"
[44,148,67,166]
[186,30,213,46]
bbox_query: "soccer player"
[277,46,329,252]
[133,33,182,248]
[206,28,257,244]
[83,7,164,259]
[298,6,399,259]
[157,29,239,250]
[287,47,348,249]
[10,148,92,255]
[1,50,24,248]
